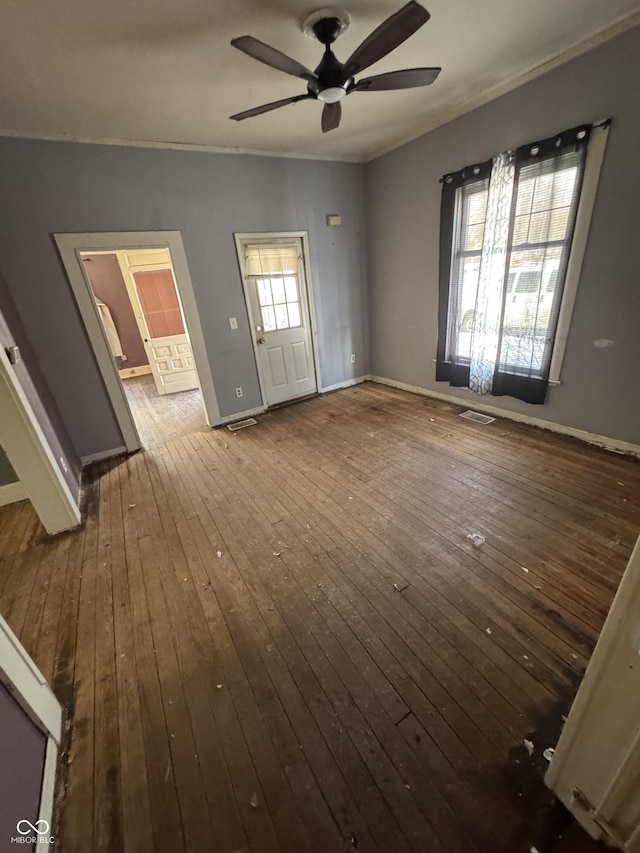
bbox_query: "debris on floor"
[466,532,486,547]
[486,627,492,635]
[524,739,535,756]
[249,792,259,808]
[522,566,529,573]
[543,747,555,762]
[216,550,222,558]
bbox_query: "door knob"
[256,336,265,345]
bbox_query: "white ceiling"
[1,0,639,162]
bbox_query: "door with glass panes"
[243,240,317,406]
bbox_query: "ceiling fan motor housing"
[309,17,352,99]
[311,16,343,45]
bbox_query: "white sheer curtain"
[468,151,515,395]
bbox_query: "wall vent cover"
[227,417,258,431]
[459,410,495,425]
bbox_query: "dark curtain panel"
[436,159,492,386]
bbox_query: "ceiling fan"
[229,1,440,133]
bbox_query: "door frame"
[545,534,640,845]
[234,231,322,407]
[0,344,81,534]
[0,612,62,851]
[55,232,220,452]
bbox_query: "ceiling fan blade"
[230,94,312,121]
[321,102,342,133]
[343,2,430,77]
[351,67,441,92]
[231,36,318,83]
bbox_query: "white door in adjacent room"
[129,266,200,396]
[241,239,318,407]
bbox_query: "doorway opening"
[56,232,220,456]
[235,232,320,408]
[80,247,203,448]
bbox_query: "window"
[445,178,489,361]
[244,244,302,331]
[256,276,301,331]
[437,124,594,405]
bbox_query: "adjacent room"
[0,1,639,851]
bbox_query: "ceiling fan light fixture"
[317,86,346,103]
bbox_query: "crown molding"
[0,128,364,164]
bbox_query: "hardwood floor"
[1,376,638,853]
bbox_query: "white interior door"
[130,268,199,395]
[243,241,317,407]
[546,535,640,850]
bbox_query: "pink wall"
[82,253,149,369]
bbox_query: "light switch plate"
[229,317,238,330]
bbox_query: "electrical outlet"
[350,353,356,363]
[235,386,243,398]
[229,317,238,330]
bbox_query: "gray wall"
[366,26,640,445]
[0,143,368,458]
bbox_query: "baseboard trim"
[119,365,152,379]
[0,481,28,506]
[321,376,368,394]
[81,446,128,466]
[369,375,640,459]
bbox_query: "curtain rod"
[439,119,612,183]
